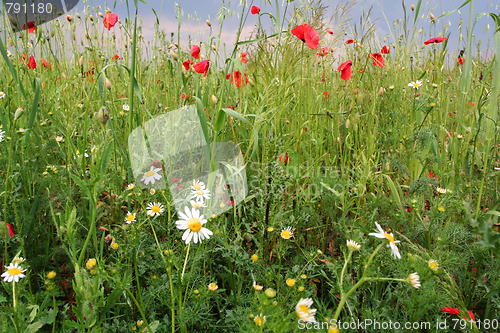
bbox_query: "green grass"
[0,0,499,332]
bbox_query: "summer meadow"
[0,0,499,331]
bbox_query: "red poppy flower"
[317,47,328,57]
[3,221,15,237]
[345,39,354,44]
[424,37,448,45]
[103,12,118,30]
[370,53,384,67]
[22,21,36,33]
[381,45,390,54]
[251,6,260,14]
[291,24,319,49]
[193,60,210,77]
[41,59,52,69]
[429,171,437,178]
[240,52,248,63]
[27,56,36,69]
[181,93,190,99]
[278,153,289,164]
[191,45,200,59]
[442,307,460,316]
[226,73,231,80]
[183,59,193,70]
[457,57,465,65]
[326,29,333,34]
[112,54,121,61]
[231,71,248,88]
[338,60,352,81]
[172,178,179,182]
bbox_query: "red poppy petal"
[251,6,260,14]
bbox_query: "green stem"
[181,243,191,282]
[339,251,353,297]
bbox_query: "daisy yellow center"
[255,317,264,326]
[193,203,201,209]
[187,218,202,232]
[282,230,291,239]
[413,83,420,87]
[146,170,155,177]
[152,206,160,213]
[197,190,204,196]
[193,184,201,190]
[298,305,309,315]
[383,233,395,244]
[127,214,135,221]
[7,267,22,276]
[429,262,438,269]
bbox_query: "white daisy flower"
[408,272,421,288]
[408,80,423,89]
[12,257,25,264]
[175,206,213,245]
[141,166,162,185]
[0,91,5,98]
[1,262,26,283]
[190,188,211,201]
[208,282,218,291]
[436,187,448,194]
[280,227,293,240]
[369,222,401,259]
[190,200,207,210]
[428,259,439,272]
[0,130,5,142]
[191,179,206,191]
[346,240,361,251]
[127,183,135,190]
[124,211,136,224]
[253,281,263,290]
[147,202,164,217]
[295,298,317,323]
[149,189,156,195]
[6,50,11,57]
[122,104,130,111]
[254,314,266,326]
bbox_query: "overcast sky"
[1,0,498,57]
[80,0,498,56]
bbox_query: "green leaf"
[25,322,44,333]
[220,108,259,157]
[23,77,41,146]
[438,0,471,18]
[235,31,285,45]
[98,141,114,176]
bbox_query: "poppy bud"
[95,106,110,125]
[170,50,178,61]
[337,137,341,143]
[85,30,90,39]
[211,95,218,104]
[206,19,211,27]
[411,4,415,11]
[212,45,217,51]
[174,43,179,48]
[105,78,112,90]
[90,15,94,21]
[67,15,73,22]
[14,107,25,120]
[379,87,386,96]
[345,119,350,129]
[243,233,252,242]
[168,44,174,49]
[357,42,364,48]
[99,12,104,18]
[247,77,255,86]
[271,41,275,47]
[76,13,81,19]
[357,93,364,103]
[384,37,386,42]
[430,13,435,21]
[8,37,14,47]
[78,55,84,66]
